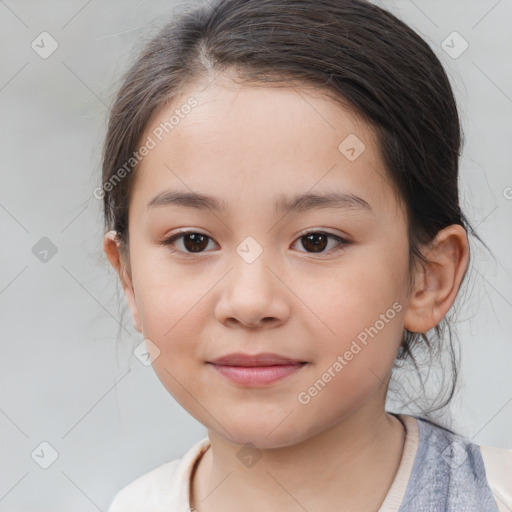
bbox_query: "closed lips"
[208,352,307,366]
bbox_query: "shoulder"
[107,437,210,512]
[108,459,182,512]
[399,415,511,511]
[480,443,512,512]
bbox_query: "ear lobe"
[103,230,142,334]
[404,225,469,334]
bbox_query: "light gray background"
[0,0,511,509]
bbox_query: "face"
[113,77,414,449]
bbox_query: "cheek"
[138,289,208,355]
[295,303,405,427]
[131,246,209,335]
[297,249,408,377]
[136,276,208,408]
[302,255,407,333]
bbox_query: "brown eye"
[161,232,216,253]
[293,231,350,255]
[181,233,209,252]
[301,232,329,252]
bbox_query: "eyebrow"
[145,190,372,214]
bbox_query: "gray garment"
[398,415,500,511]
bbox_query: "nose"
[214,251,290,329]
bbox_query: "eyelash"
[159,229,351,256]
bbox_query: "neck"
[191,403,406,512]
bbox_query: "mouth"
[208,352,307,367]
[207,352,307,386]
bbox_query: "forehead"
[131,78,394,216]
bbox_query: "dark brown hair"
[101,0,482,420]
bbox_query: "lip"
[208,352,306,366]
[207,352,307,386]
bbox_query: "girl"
[101,0,512,510]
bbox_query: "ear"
[103,230,142,333]
[404,225,469,333]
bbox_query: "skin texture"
[104,76,469,512]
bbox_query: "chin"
[213,417,312,451]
